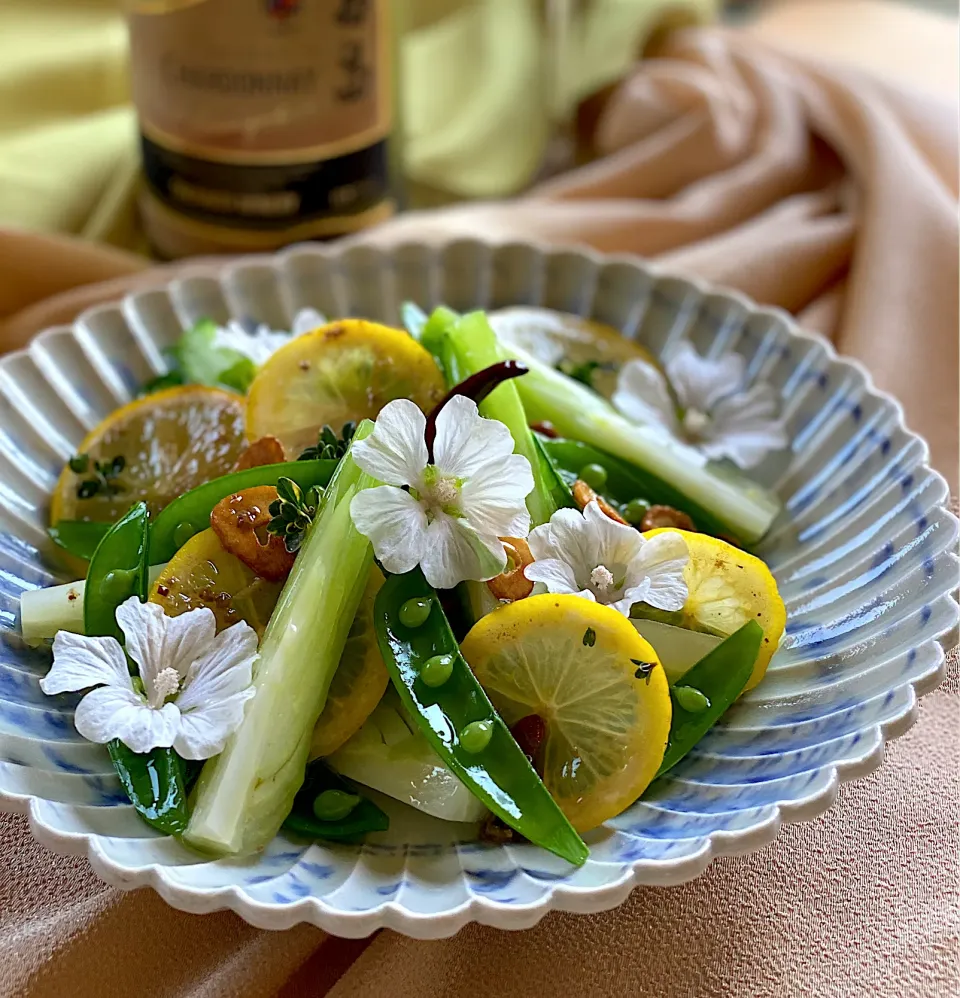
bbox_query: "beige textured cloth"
[0,7,958,998]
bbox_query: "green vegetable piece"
[459,719,494,754]
[672,685,711,713]
[420,653,454,688]
[400,301,429,340]
[107,741,190,835]
[530,432,577,513]
[420,308,558,528]
[185,424,380,856]
[578,462,608,491]
[399,596,433,629]
[374,567,589,866]
[47,520,112,562]
[175,318,258,394]
[543,438,740,544]
[150,459,336,562]
[498,339,781,543]
[657,621,763,776]
[623,498,651,525]
[312,789,361,822]
[84,503,190,835]
[283,760,389,843]
[84,503,150,642]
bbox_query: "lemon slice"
[310,566,389,759]
[645,529,786,690]
[461,594,672,832]
[246,319,445,455]
[51,386,247,525]
[148,528,283,637]
[489,306,658,398]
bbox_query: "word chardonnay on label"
[127,0,394,257]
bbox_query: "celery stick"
[327,688,488,824]
[421,309,558,527]
[498,340,781,543]
[185,423,379,856]
[19,566,165,644]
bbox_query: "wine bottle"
[126,0,395,258]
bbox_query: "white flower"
[349,396,535,590]
[612,343,787,470]
[524,502,689,616]
[213,307,326,365]
[40,598,258,760]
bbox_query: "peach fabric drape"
[0,15,957,998]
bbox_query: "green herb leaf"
[632,659,655,683]
[68,453,90,474]
[267,476,323,553]
[297,421,357,462]
[582,627,596,647]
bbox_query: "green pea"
[399,596,433,629]
[624,498,651,525]
[173,522,197,549]
[420,653,454,688]
[312,789,361,822]
[459,719,494,754]
[672,685,711,713]
[578,463,608,491]
[99,568,137,605]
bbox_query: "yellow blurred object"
[0,0,716,250]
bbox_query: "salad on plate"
[20,303,788,865]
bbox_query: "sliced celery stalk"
[184,422,379,856]
[19,566,165,644]
[327,688,488,824]
[498,340,781,543]
[421,309,557,528]
[632,619,723,685]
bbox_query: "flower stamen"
[590,565,616,592]
[148,667,182,708]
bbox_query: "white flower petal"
[350,486,428,575]
[523,557,582,595]
[628,531,690,611]
[42,631,130,695]
[433,395,518,480]
[118,598,217,693]
[291,307,326,336]
[459,453,533,539]
[701,385,789,469]
[351,398,429,487]
[174,689,255,760]
[420,516,506,589]
[612,359,679,431]
[177,620,259,713]
[74,685,180,753]
[581,500,645,569]
[667,342,746,412]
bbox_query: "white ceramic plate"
[0,240,956,938]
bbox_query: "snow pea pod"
[48,520,112,562]
[84,503,190,834]
[656,621,763,776]
[282,760,389,843]
[541,437,737,543]
[375,568,589,866]
[150,458,337,563]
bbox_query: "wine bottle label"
[127,0,392,242]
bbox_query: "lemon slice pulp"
[246,319,445,456]
[51,386,247,525]
[644,529,786,690]
[461,594,672,832]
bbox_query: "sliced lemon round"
[51,386,247,525]
[489,306,658,398]
[645,529,786,690]
[148,528,283,637]
[461,594,672,833]
[310,566,389,759]
[246,319,445,456]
